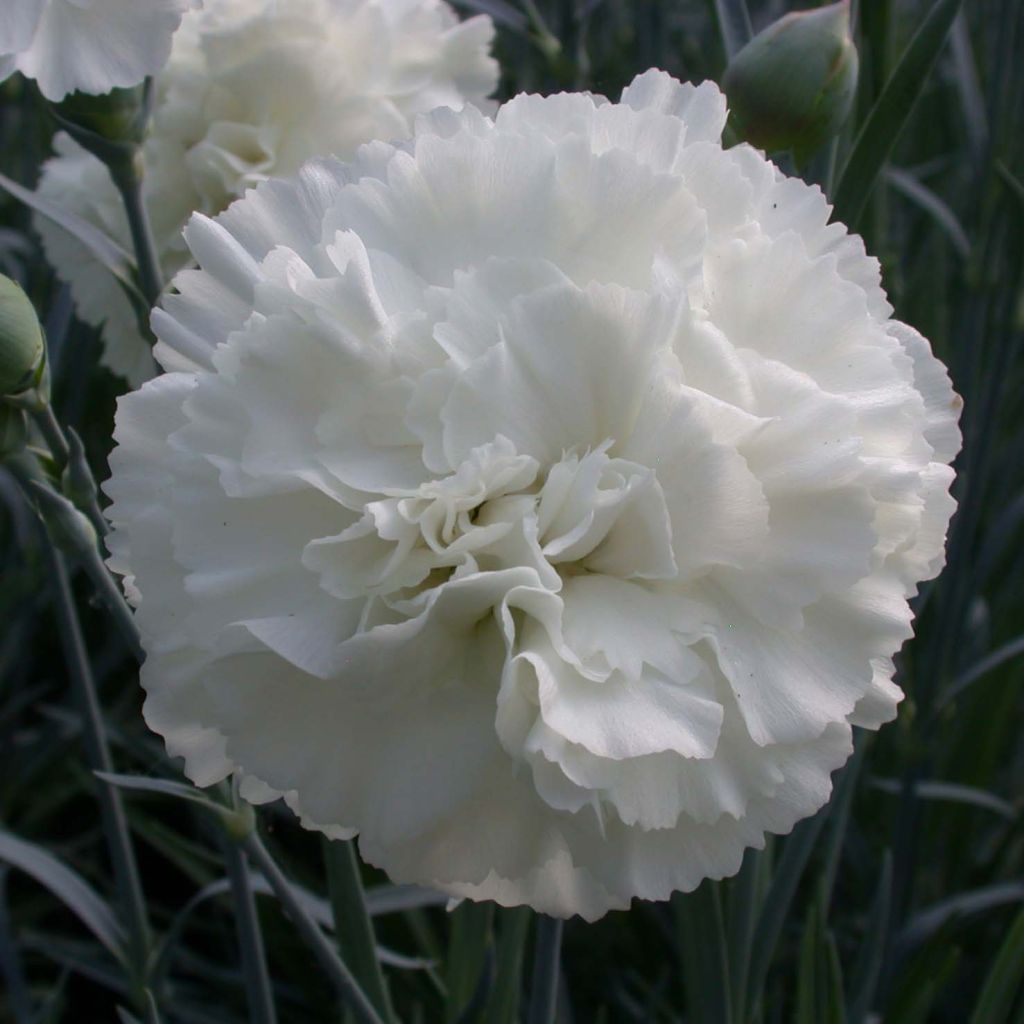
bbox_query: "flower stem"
[241,830,386,1024]
[107,153,163,311]
[527,914,563,1024]
[31,402,69,467]
[42,540,151,1006]
[72,525,145,662]
[323,838,395,1023]
[223,838,278,1024]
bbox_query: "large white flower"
[33,0,498,383]
[0,0,195,102]
[105,71,961,920]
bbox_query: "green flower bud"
[0,275,45,397]
[723,0,859,164]
[0,404,28,459]
[30,480,98,556]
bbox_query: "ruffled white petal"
[1,0,192,101]
[106,71,960,920]
[33,0,497,379]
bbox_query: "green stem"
[527,915,563,1024]
[107,153,164,311]
[323,839,394,1023]
[73,531,145,663]
[42,541,151,1004]
[223,839,278,1024]
[31,402,69,468]
[241,831,386,1024]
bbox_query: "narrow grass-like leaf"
[364,884,447,917]
[224,840,277,1024]
[242,831,386,1024]
[832,0,963,227]
[939,634,1024,707]
[0,171,145,308]
[949,11,988,161]
[869,777,1017,820]
[747,806,831,1010]
[726,850,759,1021]
[527,915,563,1024]
[0,829,125,961]
[897,882,1024,956]
[324,839,394,1023]
[482,907,531,1024]
[95,771,230,817]
[969,904,1024,1024]
[819,738,867,909]
[445,900,493,1023]
[712,0,753,61]
[847,851,892,1023]
[674,883,732,1024]
[886,167,971,258]
[795,903,820,1024]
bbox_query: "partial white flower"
[0,0,195,102]
[105,71,961,920]
[33,0,498,383]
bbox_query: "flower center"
[303,435,679,610]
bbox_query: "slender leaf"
[324,839,394,1023]
[833,0,963,227]
[0,171,145,307]
[869,777,1017,820]
[527,915,563,1024]
[941,635,1024,707]
[747,807,831,1009]
[0,829,125,962]
[364,884,447,917]
[970,904,1024,1024]
[445,900,493,1023]
[949,11,988,160]
[94,771,230,817]
[886,166,971,258]
[726,850,760,1022]
[675,883,733,1024]
[897,882,1024,956]
[847,851,892,1023]
[482,907,531,1024]
[712,0,753,61]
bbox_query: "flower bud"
[723,0,858,164]
[0,275,45,397]
[30,480,98,556]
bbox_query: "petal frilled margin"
[105,70,960,919]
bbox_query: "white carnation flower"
[105,72,961,920]
[0,0,195,102]
[33,0,498,383]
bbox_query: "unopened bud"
[61,428,100,513]
[0,275,44,397]
[30,481,98,556]
[723,0,858,164]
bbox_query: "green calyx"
[0,275,45,398]
[723,0,859,165]
[51,81,153,155]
